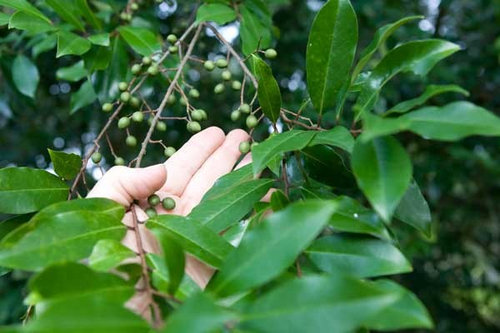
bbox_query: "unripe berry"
[164,146,176,157]
[187,121,201,133]
[91,152,102,164]
[102,103,113,112]
[216,58,228,68]
[167,34,178,44]
[130,97,140,108]
[118,117,130,129]
[147,64,159,76]
[168,45,178,53]
[214,83,225,94]
[179,97,187,106]
[118,82,128,91]
[156,121,167,131]
[132,111,144,122]
[120,92,131,103]
[125,13,132,21]
[230,110,240,121]
[131,64,142,75]
[142,56,152,65]
[167,94,177,105]
[189,89,200,99]
[204,60,215,71]
[246,115,258,129]
[239,141,250,154]
[148,194,161,206]
[120,12,128,21]
[131,2,139,11]
[221,70,232,81]
[145,207,157,218]
[231,80,242,90]
[191,109,204,121]
[114,157,125,165]
[199,109,208,120]
[239,103,251,114]
[126,135,137,147]
[162,197,176,210]
[265,48,278,59]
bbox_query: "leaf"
[153,230,185,295]
[47,149,82,180]
[0,0,51,24]
[0,198,125,270]
[250,55,282,123]
[351,15,423,80]
[385,84,469,115]
[0,167,68,214]
[0,12,10,26]
[355,39,460,118]
[8,11,55,34]
[118,26,161,57]
[89,239,135,272]
[148,215,233,268]
[12,55,39,98]
[46,0,85,31]
[240,274,402,333]
[162,293,236,333]
[83,45,112,71]
[32,34,57,58]
[75,0,102,30]
[239,4,271,55]
[56,61,88,82]
[206,200,337,297]
[70,80,97,114]
[308,126,355,153]
[364,280,434,330]
[88,33,110,47]
[195,3,236,25]
[56,31,91,57]
[394,181,432,236]
[306,235,412,278]
[270,190,289,211]
[306,0,358,114]
[0,215,32,242]
[351,136,412,222]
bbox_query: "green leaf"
[163,293,236,333]
[351,15,423,80]
[12,55,39,98]
[89,239,135,272]
[32,34,57,58]
[394,181,432,236]
[153,230,185,295]
[351,136,412,222]
[270,190,289,211]
[56,61,88,82]
[83,45,112,71]
[148,215,233,268]
[385,84,469,115]
[251,55,282,123]
[118,26,161,57]
[56,31,91,57]
[306,234,412,278]
[88,33,110,47]
[195,3,236,25]
[240,274,402,333]
[0,12,10,26]
[47,149,82,180]
[0,0,51,24]
[0,215,32,242]
[207,200,337,297]
[75,0,102,30]
[239,4,271,55]
[308,126,355,153]
[8,11,55,34]
[364,280,434,330]
[306,0,358,114]
[0,167,68,214]
[70,80,97,114]
[46,0,85,31]
[0,198,125,270]
[355,39,460,118]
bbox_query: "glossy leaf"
[12,55,39,98]
[0,215,31,242]
[252,55,282,123]
[0,12,9,26]
[46,0,85,31]
[0,167,68,214]
[70,80,97,114]
[89,239,135,272]
[83,46,112,71]
[118,26,161,57]
[47,149,82,180]
[8,11,55,34]
[75,0,102,30]
[32,34,57,58]
[306,0,358,114]
[240,4,271,55]
[56,31,91,58]
[153,230,185,295]
[207,200,337,297]
[394,181,432,236]
[56,61,88,82]
[351,136,412,222]
[0,0,51,23]
[306,235,412,278]
[308,126,355,153]
[270,190,289,211]
[88,33,110,47]
[195,3,236,25]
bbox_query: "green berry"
[167,34,178,44]
[156,121,167,131]
[91,152,102,164]
[164,146,176,157]
[145,207,157,218]
[230,110,240,121]
[231,80,242,90]
[239,103,251,114]
[221,70,232,81]
[199,109,208,120]
[131,2,139,11]
[162,197,176,210]
[148,194,161,206]
[216,58,228,68]
[204,60,215,71]
[119,82,128,91]
[130,97,140,108]
[131,64,142,75]
[126,135,137,147]
[132,111,144,122]
[125,13,132,21]
[239,141,250,154]
[102,103,113,112]
[187,121,201,133]
[120,92,131,103]
[189,89,200,99]
[167,94,177,105]
[120,12,128,20]
[147,64,159,76]
[169,45,178,53]
[265,48,278,59]
[191,109,204,121]
[142,56,152,65]
[246,115,258,129]
[118,117,131,129]
[114,157,125,165]
[179,97,187,106]
[214,83,225,94]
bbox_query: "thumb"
[88,164,167,207]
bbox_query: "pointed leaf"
[56,61,88,82]
[12,55,39,98]
[0,0,51,24]
[57,31,91,57]
[75,0,102,30]
[308,126,354,153]
[70,80,97,114]
[394,181,432,236]
[8,11,55,34]
[46,0,85,31]
[47,149,82,180]
[252,55,282,123]
[195,3,236,25]
[118,26,161,57]
[153,230,185,295]
[89,239,135,272]
[88,33,110,47]
[239,4,271,55]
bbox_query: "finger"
[161,127,225,195]
[180,129,250,214]
[87,164,167,207]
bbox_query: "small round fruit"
[131,2,139,11]
[265,48,278,59]
[230,110,240,121]
[204,60,215,71]
[91,152,102,164]
[131,64,142,75]
[120,12,128,20]
[148,194,161,206]
[214,83,225,94]
[118,117,131,129]
[221,70,232,81]
[239,141,250,154]
[167,94,177,105]
[231,80,242,90]
[164,146,176,157]
[114,157,125,165]
[145,207,157,218]
[239,103,251,114]
[156,121,167,131]
[102,103,113,112]
[199,109,208,120]
[189,89,200,98]
[191,109,204,121]
[246,115,258,128]
[130,97,140,108]
[132,111,144,122]
[126,135,137,147]
[120,92,131,103]
[167,34,178,44]
[187,121,201,133]
[147,65,159,76]
[168,45,178,53]
[162,197,176,210]
[118,82,128,91]
[142,56,152,65]
[216,58,228,68]
[179,97,187,106]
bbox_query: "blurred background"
[1,0,499,331]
